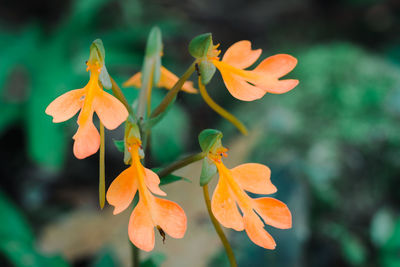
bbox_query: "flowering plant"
[45,27,298,266]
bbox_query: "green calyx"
[200,157,217,186]
[189,33,213,58]
[89,39,112,89]
[189,33,218,85]
[198,129,223,153]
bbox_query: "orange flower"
[207,40,298,101]
[124,66,197,93]
[45,60,128,159]
[208,145,292,249]
[106,136,187,251]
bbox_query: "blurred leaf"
[152,168,191,186]
[0,191,69,267]
[151,91,189,164]
[113,139,125,153]
[140,252,166,267]
[371,208,395,247]
[91,249,118,267]
[0,191,33,243]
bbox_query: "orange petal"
[123,72,142,88]
[211,179,244,231]
[128,200,155,252]
[159,66,197,93]
[45,89,84,123]
[154,197,187,239]
[253,197,292,229]
[222,40,262,69]
[93,91,128,130]
[243,212,276,249]
[231,163,277,195]
[72,120,100,159]
[218,67,266,101]
[144,168,166,196]
[252,54,299,94]
[254,54,297,78]
[106,167,137,215]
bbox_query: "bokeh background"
[1,0,400,266]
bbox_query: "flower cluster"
[45,28,298,260]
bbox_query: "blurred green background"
[1,0,400,266]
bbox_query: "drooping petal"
[72,120,100,159]
[106,167,137,215]
[123,72,142,88]
[254,54,298,78]
[253,197,292,229]
[45,89,85,123]
[243,212,276,249]
[252,54,299,94]
[93,91,128,130]
[128,200,155,252]
[144,168,166,196]
[218,66,266,101]
[123,67,197,93]
[154,197,187,239]
[231,163,277,195]
[222,40,262,69]
[158,66,198,93]
[211,179,244,231]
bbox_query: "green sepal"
[144,27,162,84]
[90,39,105,64]
[152,168,192,186]
[123,120,141,165]
[198,60,216,85]
[113,139,124,153]
[198,129,223,152]
[189,33,213,58]
[99,64,112,89]
[200,157,217,186]
[89,39,112,89]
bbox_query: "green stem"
[132,243,139,267]
[157,152,205,178]
[150,61,197,119]
[198,76,248,135]
[99,122,105,209]
[203,185,237,267]
[110,77,136,118]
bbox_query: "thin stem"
[110,77,135,118]
[132,243,139,267]
[150,61,197,119]
[202,185,237,267]
[157,152,205,178]
[99,122,105,209]
[198,76,248,135]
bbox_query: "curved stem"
[99,122,105,209]
[151,61,197,119]
[157,152,205,178]
[110,77,136,118]
[202,185,237,267]
[198,76,248,135]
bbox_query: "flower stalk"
[110,76,135,118]
[197,76,248,135]
[99,122,105,209]
[203,184,237,267]
[157,152,206,178]
[150,61,197,119]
